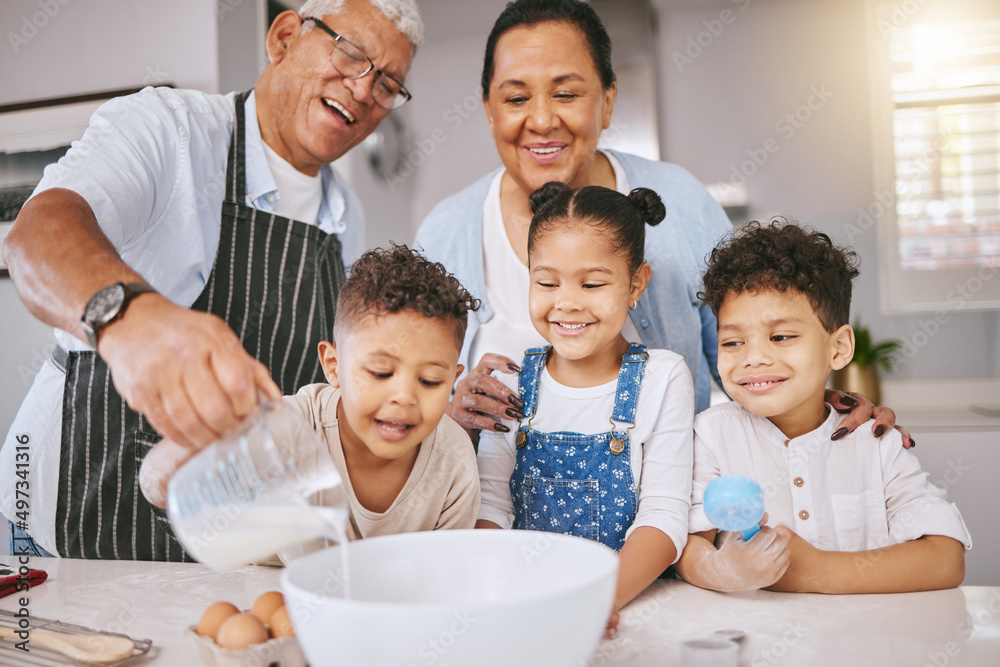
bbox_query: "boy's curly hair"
[700,220,860,332]
[334,244,480,349]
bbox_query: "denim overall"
[510,343,648,552]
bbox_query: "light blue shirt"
[1,86,365,552]
[33,86,365,332]
[415,150,731,413]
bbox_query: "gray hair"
[298,0,424,50]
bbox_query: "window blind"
[890,20,1000,271]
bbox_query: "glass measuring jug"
[166,400,350,570]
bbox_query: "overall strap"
[610,342,648,426]
[225,90,252,203]
[517,346,551,421]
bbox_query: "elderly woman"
[416,0,900,442]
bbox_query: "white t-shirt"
[471,153,641,369]
[285,385,481,541]
[689,402,972,552]
[477,349,694,562]
[262,141,323,227]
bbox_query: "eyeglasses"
[303,16,411,111]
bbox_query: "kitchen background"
[1,0,997,582]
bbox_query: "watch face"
[84,284,127,328]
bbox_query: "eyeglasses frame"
[302,16,412,110]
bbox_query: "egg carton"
[0,608,151,666]
[188,626,306,667]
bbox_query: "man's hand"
[448,353,524,435]
[99,293,281,449]
[139,437,197,508]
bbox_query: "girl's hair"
[527,182,665,274]
[298,0,424,50]
[481,0,615,99]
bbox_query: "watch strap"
[120,281,156,301]
[82,281,157,348]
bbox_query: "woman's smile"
[484,21,616,196]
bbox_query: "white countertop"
[2,556,999,666]
[874,378,1000,433]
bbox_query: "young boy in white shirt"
[141,245,481,542]
[676,221,970,593]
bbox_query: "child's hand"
[138,437,198,508]
[605,607,620,638]
[702,524,791,592]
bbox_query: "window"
[870,1,1000,311]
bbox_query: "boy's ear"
[629,262,652,304]
[830,324,855,371]
[454,364,465,384]
[318,340,340,387]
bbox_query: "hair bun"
[529,181,572,215]
[627,188,666,226]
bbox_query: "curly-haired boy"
[290,244,482,539]
[142,245,482,542]
[676,220,970,594]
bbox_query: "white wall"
[652,0,1000,380]
[1,0,220,104]
[349,0,508,251]
[0,0,265,438]
[911,430,999,585]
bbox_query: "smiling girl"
[476,182,694,635]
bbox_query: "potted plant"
[831,321,902,405]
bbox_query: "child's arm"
[768,531,964,593]
[615,527,678,608]
[678,408,793,591]
[770,429,968,593]
[475,420,518,530]
[675,524,791,592]
[614,354,695,609]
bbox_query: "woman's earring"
[629,300,638,311]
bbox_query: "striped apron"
[54,91,346,560]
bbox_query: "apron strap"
[51,344,70,374]
[225,90,253,204]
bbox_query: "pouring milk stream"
[165,401,351,592]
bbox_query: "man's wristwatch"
[81,281,157,349]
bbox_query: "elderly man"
[0,0,422,560]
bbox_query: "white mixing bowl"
[280,529,618,667]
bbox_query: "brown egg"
[269,606,295,638]
[250,590,285,624]
[196,601,240,640]
[216,612,269,650]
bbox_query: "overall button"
[794,477,804,487]
[640,319,649,328]
[799,510,810,520]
